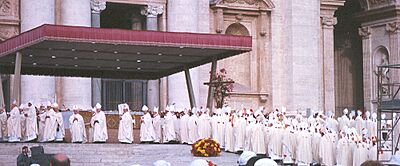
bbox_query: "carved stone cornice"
[321,16,337,29]
[358,0,396,11]
[211,0,275,12]
[386,21,400,33]
[91,0,106,14]
[140,4,164,18]
[358,26,372,39]
[0,0,11,16]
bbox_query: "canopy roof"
[0,24,251,79]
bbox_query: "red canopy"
[0,24,252,79]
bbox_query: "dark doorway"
[100,3,146,30]
[334,0,364,112]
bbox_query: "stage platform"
[0,143,240,166]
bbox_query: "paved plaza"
[0,143,240,166]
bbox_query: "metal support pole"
[12,52,22,104]
[184,68,196,108]
[206,59,217,110]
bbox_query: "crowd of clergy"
[0,99,394,165]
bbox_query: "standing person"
[42,102,57,142]
[153,107,162,143]
[24,101,38,142]
[8,101,21,142]
[179,109,190,144]
[17,146,31,166]
[37,104,46,142]
[140,105,155,143]
[69,105,86,143]
[0,106,7,141]
[91,103,108,143]
[53,103,65,142]
[187,108,199,144]
[163,106,176,143]
[118,104,134,144]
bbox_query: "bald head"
[51,153,70,166]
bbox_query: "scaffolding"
[377,64,400,162]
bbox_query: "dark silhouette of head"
[50,153,70,166]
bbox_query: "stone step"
[0,143,239,166]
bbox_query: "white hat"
[165,105,170,111]
[123,104,130,110]
[343,108,349,114]
[366,111,371,118]
[72,105,79,110]
[47,101,52,107]
[142,105,149,111]
[238,151,257,165]
[52,103,59,108]
[254,158,278,166]
[19,104,24,109]
[95,103,102,109]
[153,160,171,166]
[12,100,17,105]
[153,107,159,113]
[189,159,208,166]
[372,112,377,119]
[27,100,33,104]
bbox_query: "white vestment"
[163,112,176,142]
[0,111,8,140]
[42,109,57,142]
[23,106,38,141]
[251,122,266,154]
[354,116,364,134]
[187,115,199,144]
[296,130,313,164]
[234,116,247,151]
[173,114,181,141]
[54,112,65,141]
[118,111,134,143]
[91,111,108,142]
[224,115,235,152]
[153,114,162,143]
[336,138,353,166]
[311,131,321,163]
[7,107,21,142]
[319,133,336,166]
[69,113,86,143]
[179,114,189,144]
[338,115,350,132]
[140,113,155,142]
[197,114,211,139]
[353,144,369,166]
[268,127,283,157]
[366,119,377,137]
[37,111,46,142]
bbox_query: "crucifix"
[204,59,234,111]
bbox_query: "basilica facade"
[0,0,398,114]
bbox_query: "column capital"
[358,26,372,39]
[141,4,164,18]
[386,21,400,34]
[91,0,106,14]
[321,16,337,29]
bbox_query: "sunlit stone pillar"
[167,0,199,109]
[20,0,56,105]
[141,4,164,109]
[59,0,92,109]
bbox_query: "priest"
[179,108,189,144]
[118,104,134,144]
[53,103,65,142]
[91,103,108,143]
[152,107,162,143]
[187,108,199,144]
[24,101,38,142]
[0,106,7,141]
[69,105,86,143]
[163,105,176,143]
[7,101,21,142]
[140,105,155,143]
[42,102,57,142]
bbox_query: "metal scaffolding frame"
[377,64,400,162]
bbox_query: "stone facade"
[2,0,399,114]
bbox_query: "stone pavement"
[0,143,240,166]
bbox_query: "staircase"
[0,143,239,166]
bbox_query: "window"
[101,79,147,111]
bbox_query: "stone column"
[90,0,106,107]
[167,0,199,109]
[59,0,92,110]
[320,16,337,114]
[320,0,344,114]
[359,26,373,111]
[20,0,56,105]
[141,4,164,109]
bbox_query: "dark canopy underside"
[0,24,252,79]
